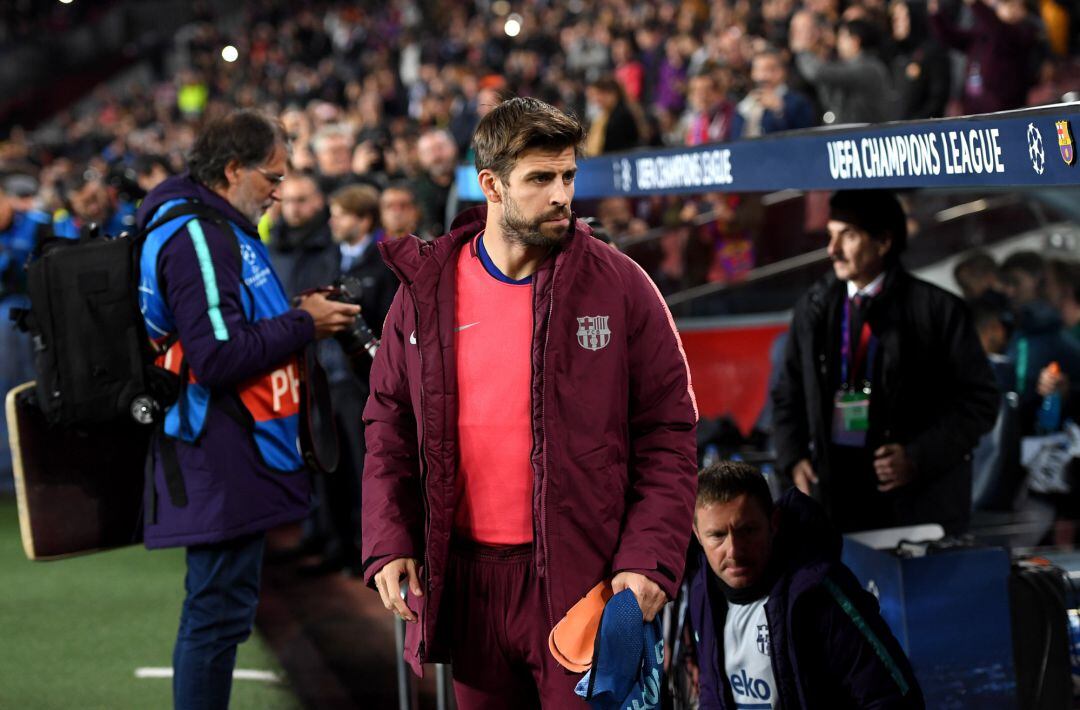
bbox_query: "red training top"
[453,234,535,544]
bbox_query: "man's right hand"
[297,291,361,340]
[792,458,818,495]
[373,557,423,623]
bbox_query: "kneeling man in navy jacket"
[689,461,925,709]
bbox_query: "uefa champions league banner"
[456,103,1080,200]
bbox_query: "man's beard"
[500,193,570,249]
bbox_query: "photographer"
[135,110,359,710]
[326,184,397,343]
[294,183,397,574]
[53,166,137,239]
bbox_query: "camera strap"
[299,344,340,475]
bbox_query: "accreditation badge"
[831,388,870,447]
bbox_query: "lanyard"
[1015,338,1029,393]
[841,297,877,389]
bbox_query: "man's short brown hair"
[472,97,586,181]
[330,183,380,223]
[696,461,773,517]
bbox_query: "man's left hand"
[611,572,667,622]
[874,444,914,492]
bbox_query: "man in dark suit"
[731,49,817,139]
[772,190,999,534]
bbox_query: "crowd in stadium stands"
[0,0,1073,309]
[0,1,124,43]
[2,1,1080,511]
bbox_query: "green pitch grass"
[0,496,301,710]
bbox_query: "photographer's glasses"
[255,167,285,185]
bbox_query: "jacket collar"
[377,204,593,291]
[809,265,907,322]
[137,173,259,237]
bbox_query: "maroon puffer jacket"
[361,207,698,675]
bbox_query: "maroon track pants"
[445,540,589,709]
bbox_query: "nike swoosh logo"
[409,331,417,345]
[456,322,480,332]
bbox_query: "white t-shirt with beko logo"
[723,596,780,709]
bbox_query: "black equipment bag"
[16,203,225,427]
[1009,560,1073,709]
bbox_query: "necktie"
[850,294,867,338]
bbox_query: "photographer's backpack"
[7,202,230,559]
[13,201,227,427]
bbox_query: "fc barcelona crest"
[1058,120,1075,165]
[576,315,611,351]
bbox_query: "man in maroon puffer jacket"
[361,97,699,707]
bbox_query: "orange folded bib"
[548,580,614,672]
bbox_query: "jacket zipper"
[538,260,559,628]
[412,296,431,662]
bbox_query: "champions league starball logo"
[1028,122,1045,175]
[240,241,271,288]
[240,242,260,268]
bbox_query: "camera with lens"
[325,276,380,360]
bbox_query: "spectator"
[451,83,511,160]
[585,77,643,155]
[326,184,398,335]
[290,183,398,576]
[0,181,52,487]
[730,48,817,139]
[969,295,1024,511]
[132,154,175,195]
[772,190,998,534]
[681,71,735,146]
[689,461,924,709]
[312,123,376,196]
[54,167,137,238]
[376,183,421,241]
[655,34,691,118]
[563,21,612,83]
[807,0,842,24]
[411,129,459,239]
[611,34,645,102]
[954,250,1005,301]
[760,0,798,47]
[1046,257,1080,341]
[271,172,332,297]
[135,109,360,710]
[889,0,951,120]
[1000,250,1080,431]
[633,25,665,108]
[2,174,40,213]
[794,19,894,124]
[929,0,1041,114]
[785,10,829,115]
[1000,251,1080,541]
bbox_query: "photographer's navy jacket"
[689,490,924,709]
[136,175,314,548]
